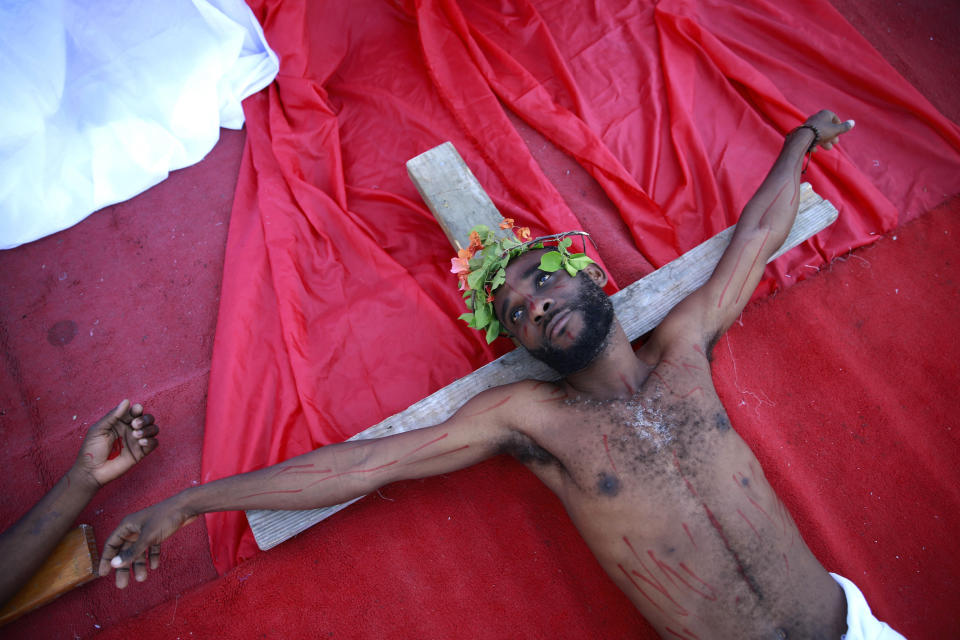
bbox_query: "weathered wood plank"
[407,141,507,248]
[246,144,837,551]
[0,525,98,626]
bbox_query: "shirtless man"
[98,110,901,638]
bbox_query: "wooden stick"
[0,525,98,626]
[246,143,837,551]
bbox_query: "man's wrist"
[67,464,102,495]
[175,485,208,518]
[789,124,819,152]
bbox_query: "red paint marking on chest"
[732,473,777,527]
[650,370,676,394]
[602,434,619,474]
[623,537,691,616]
[536,387,567,403]
[618,373,635,395]
[665,626,701,639]
[681,361,703,375]
[737,509,762,540]
[647,550,718,601]
[680,386,704,399]
[673,452,762,599]
[462,395,512,418]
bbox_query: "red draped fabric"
[202,0,960,574]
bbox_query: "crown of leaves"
[450,220,596,343]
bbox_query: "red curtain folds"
[203,0,960,574]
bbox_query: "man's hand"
[803,109,855,151]
[99,494,198,588]
[72,399,159,490]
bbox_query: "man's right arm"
[99,385,521,585]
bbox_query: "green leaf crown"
[450,221,595,343]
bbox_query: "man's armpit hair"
[497,431,559,467]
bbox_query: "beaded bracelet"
[792,124,820,174]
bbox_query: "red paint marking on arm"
[756,181,791,227]
[239,488,305,499]
[603,434,619,474]
[303,459,401,488]
[402,445,470,465]
[462,395,512,418]
[692,344,705,357]
[270,463,328,478]
[716,243,750,309]
[395,433,449,463]
[783,553,791,577]
[733,230,771,305]
[682,523,697,549]
[665,626,701,639]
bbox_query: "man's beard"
[528,276,614,376]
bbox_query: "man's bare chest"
[524,363,733,497]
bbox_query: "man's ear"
[582,262,608,287]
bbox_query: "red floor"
[1,1,958,638]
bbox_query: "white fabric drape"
[0,0,278,249]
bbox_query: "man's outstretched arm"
[649,110,854,353]
[98,385,520,587]
[0,400,159,604]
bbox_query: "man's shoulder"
[461,378,566,424]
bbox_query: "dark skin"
[100,111,854,638]
[0,400,159,603]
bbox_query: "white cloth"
[0,0,278,249]
[831,573,907,640]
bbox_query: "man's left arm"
[0,400,158,604]
[648,110,854,353]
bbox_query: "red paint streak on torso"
[603,434,619,474]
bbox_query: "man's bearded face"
[526,273,614,375]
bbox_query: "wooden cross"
[246,142,838,550]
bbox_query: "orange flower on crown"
[500,218,531,241]
[485,285,495,303]
[467,230,484,254]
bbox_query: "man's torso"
[503,338,846,639]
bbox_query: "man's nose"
[530,297,553,324]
